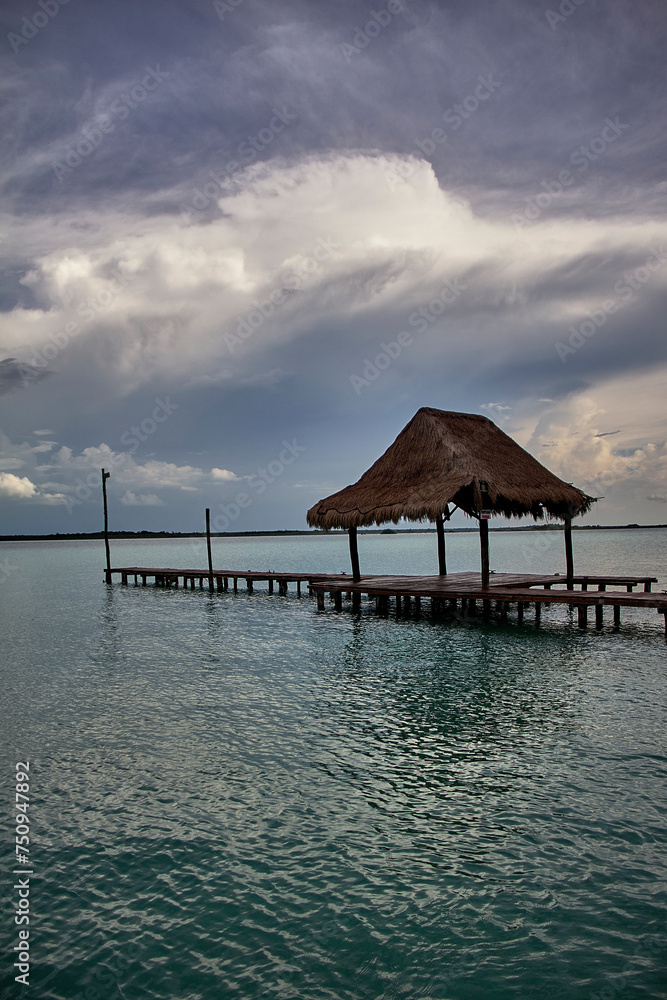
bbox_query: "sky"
[1,0,666,534]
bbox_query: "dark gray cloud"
[1,0,666,533]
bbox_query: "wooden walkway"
[308,572,667,635]
[108,566,330,595]
[107,567,667,637]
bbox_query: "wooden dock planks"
[106,567,666,637]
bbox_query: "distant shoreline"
[1,524,666,542]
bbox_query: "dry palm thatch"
[307,408,595,529]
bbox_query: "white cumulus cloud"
[119,491,164,506]
[0,473,37,499]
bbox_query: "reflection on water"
[1,534,666,999]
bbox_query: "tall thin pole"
[435,514,447,575]
[564,515,574,589]
[349,526,361,582]
[479,517,490,590]
[206,507,214,592]
[101,468,111,584]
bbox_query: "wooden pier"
[108,566,326,595]
[309,571,667,636]
[107,567,667,637]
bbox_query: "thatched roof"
[307,407,595,529]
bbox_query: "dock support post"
[101,468,112,585]
[247,579,253,593]
[613,605,621,630]
[297,581,301,597]
[564,515,574,589]
[268,579,273,594]
[436,514,447,575]
[352,592,361,611]
[577,604,588,628]
[595,603,604,629]
[349,526,361,582]
[334,590,342,611]
[206,508,214,592]
[316,590,325,611]
[535,602,541,625]
[479,517,490,590]
[517,602,524,623]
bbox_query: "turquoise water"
[1,531,666,999]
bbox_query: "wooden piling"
[436,514,447,575]
[479,518,490,590]
[205,508,214,592]
[564,515,574,589]
[101,468,112,585]
[349,526,361,582]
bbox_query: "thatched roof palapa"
[307,408,595,530]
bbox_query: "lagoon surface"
[2,529,667,999]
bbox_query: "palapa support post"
[101,468,112,585]
[564,515,574,589]
[205,508,214,592]
[349,525,361,582]
[436,513,447,575]
[479,517,490,590]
